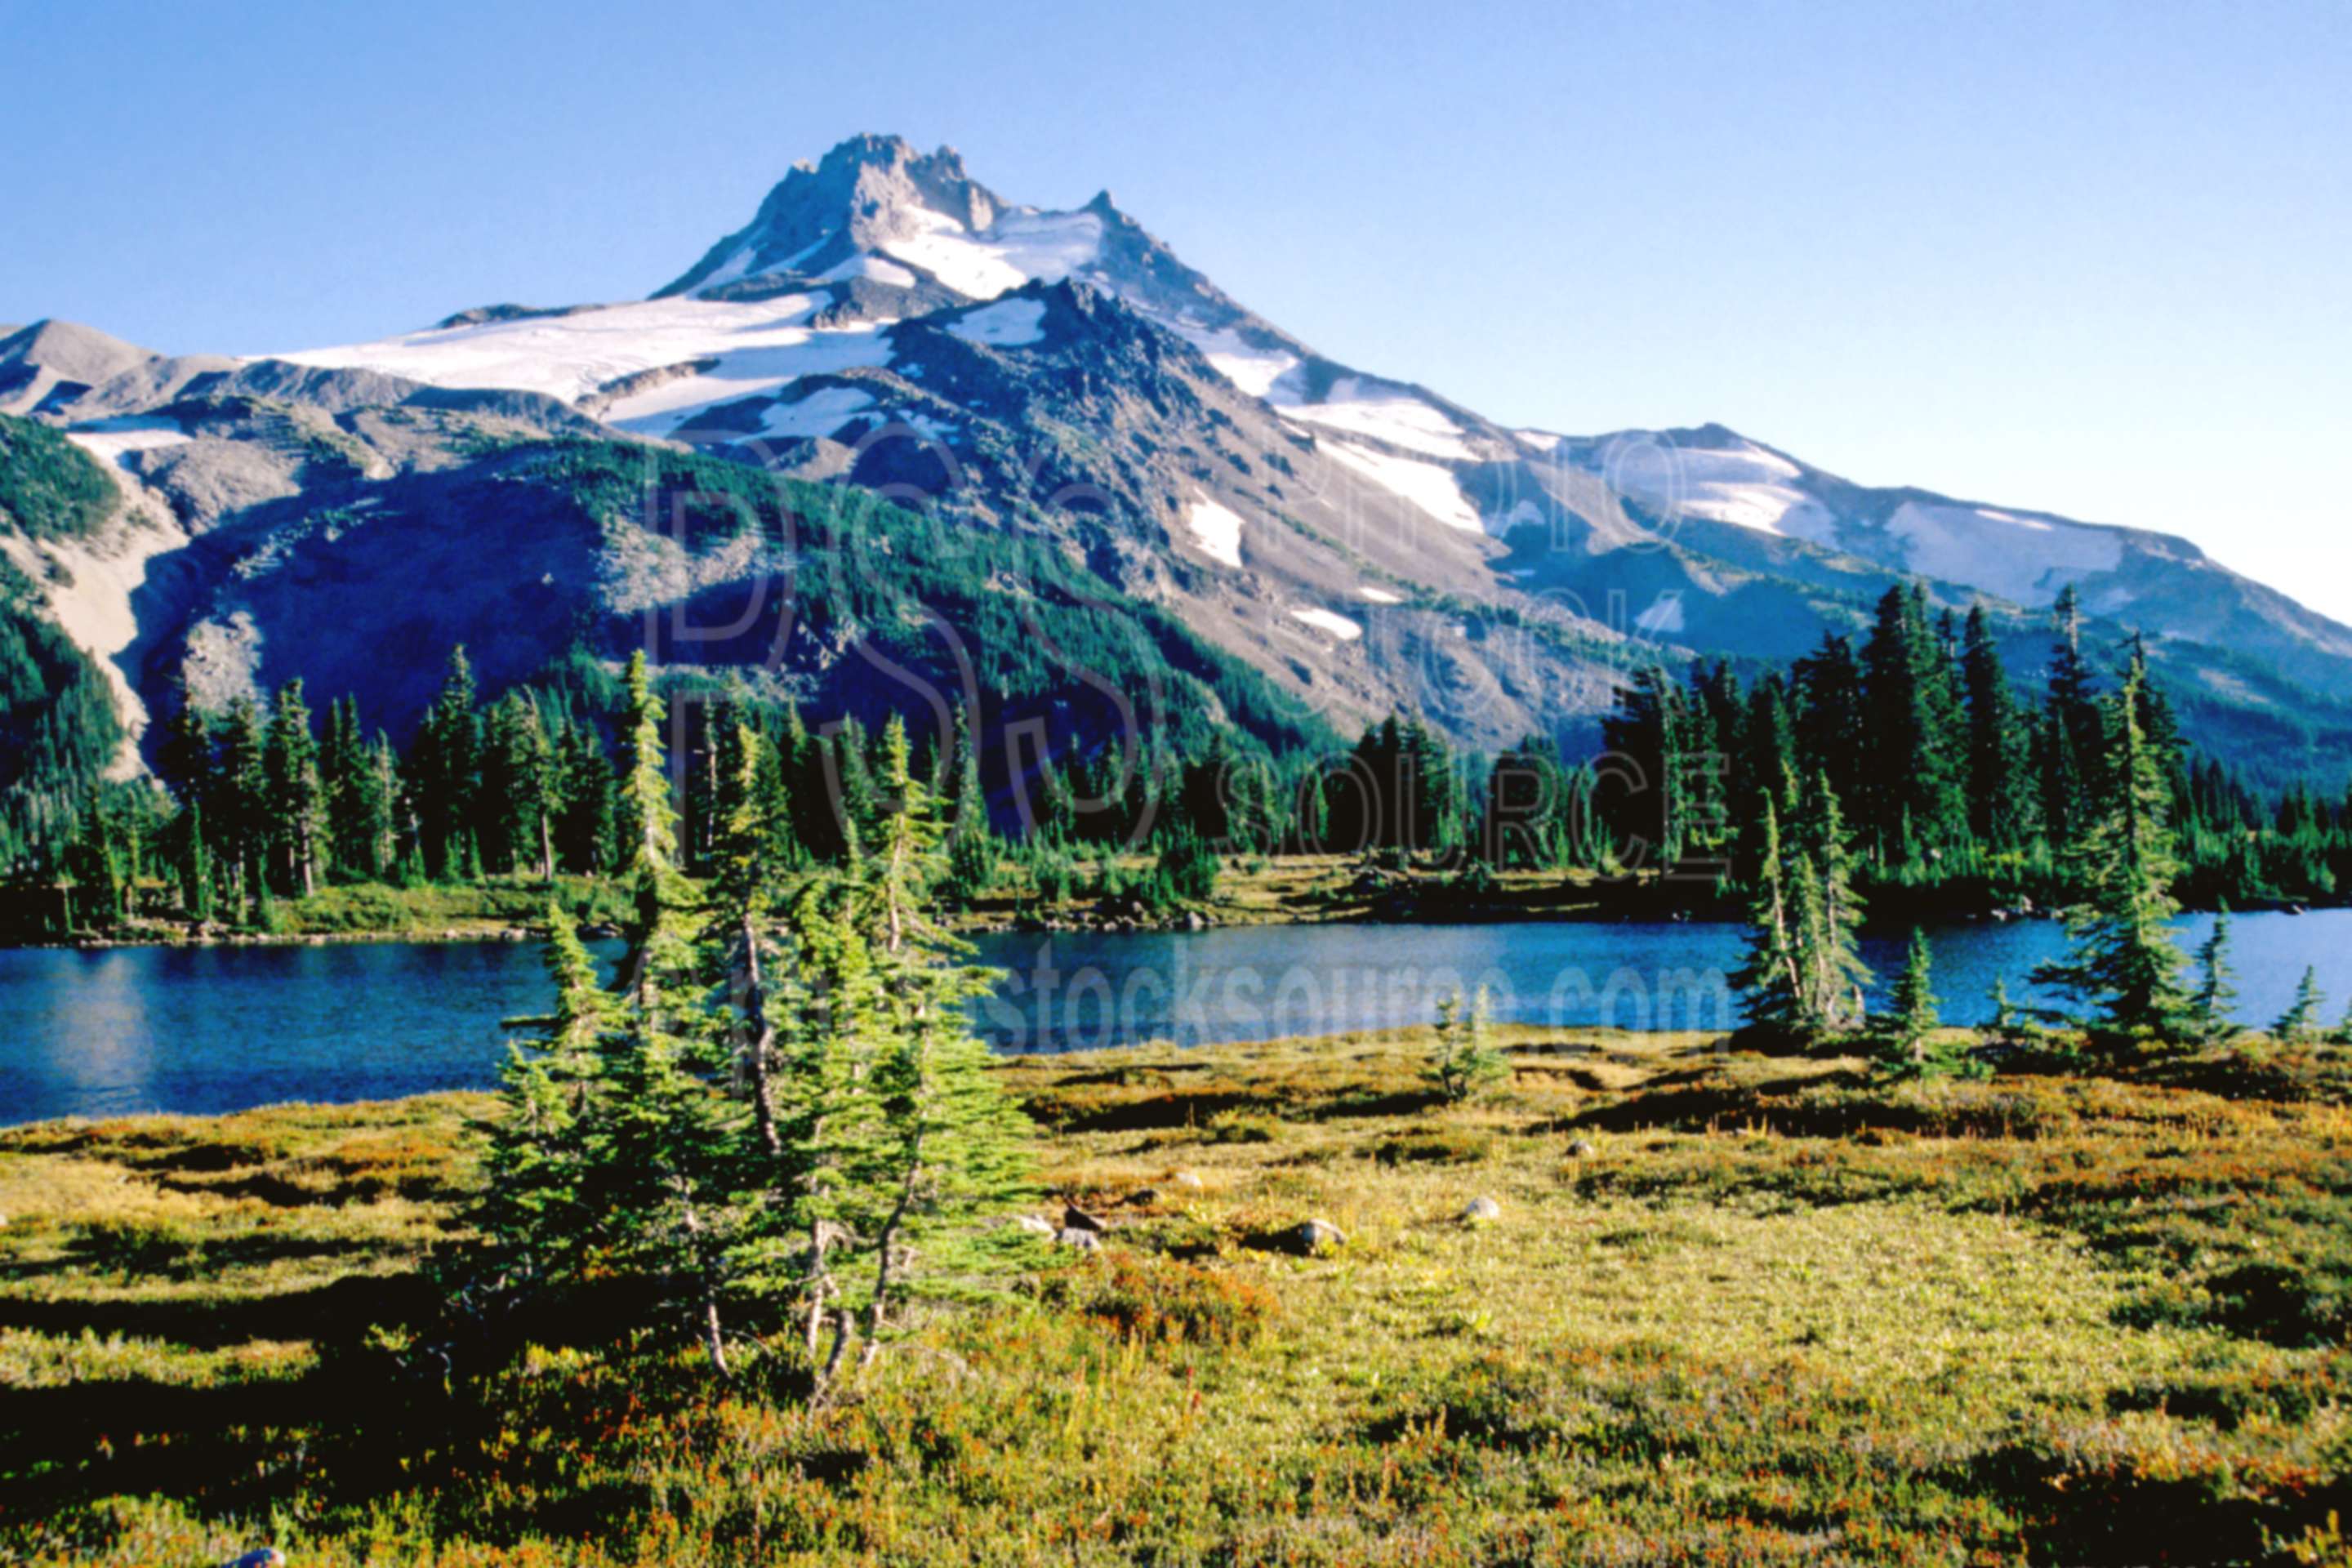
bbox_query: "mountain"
[7,132,2351,799]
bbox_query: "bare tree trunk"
[816,1306,854,1402]
[701,1285,730,1379]
[680,1197,730,1379]
[863,1131,924,1361]
[737,915,782,1156]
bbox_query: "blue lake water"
[2,911,2345,1123]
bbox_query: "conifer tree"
[1859,584,1965,857]
[218,697,270,915]
[1789,772,1872,1033]
[835,715,1032,1369]
[1731,795,1802,1034]
[487,693,557,880]
[1960,605,2034,846]
[2043,586,2101,849]
[2031,657,2189,1040]
[1873,929,1948,1076]
[1425,987,1509,1102]
[264,679,323,897]
[2187,908,2239,1043]
[176,797,214,921]
[555,723,617,875]
[1599,667,1686,868]
[1789,634,1868,827]
[943,704,996,898]
[477,903,618,1294]
[708,725,787,1156]
[412,648,481,880]
[2273,966,2325,1045]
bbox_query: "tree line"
[26,580,2352,938]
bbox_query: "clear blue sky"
[6,0,2348,618]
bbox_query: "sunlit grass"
[8,1030,2352,1563]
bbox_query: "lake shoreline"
[16,878,2335,955]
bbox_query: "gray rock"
[1054,1227,1100,1250]
[1459,1196,1503,1224]
[1013,1213,1055,1236]
[1168,1169,1205,1191]
[1565,1138,1597,1160]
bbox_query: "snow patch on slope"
[1886,501,2124,608]
[1593,437,1838,542]
[948,298,1048,348]
[604,327,898,433]
[271,293,839,408]
[1321,441,1483,534]
[880,207,1102,301]
[1184,496,1244,568]
[1634,593,1686,636]
[1281,376,1474,460]
[66,419,189,468]
[1289,606,1362,642]
[1358,586,1404,604]
[1171,324,1300,400]
[813,253,918,287]
[759,386,876,439]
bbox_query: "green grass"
[7,1031,2352,1563]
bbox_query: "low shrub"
[1051,1250,1278,1347]
[1204,1110,1280,1144]
[1371,1127,1494,1165]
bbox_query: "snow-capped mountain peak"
[200,134,2352,760]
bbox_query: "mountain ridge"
[5,131,2350,792]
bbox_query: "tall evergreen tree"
[1788,772,1872,1033]
[2187,908,2239,1043]
[2031,656,2189,1040]
[1960,605,2034,847]
[412,648,482,880]
[217,697,270,915]
[264,680,323,897]
[836,716,1031,1367]
[1731,795,1802,1034]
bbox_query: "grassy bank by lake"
[7,1025,2352,1563]
[29,853,2075,951]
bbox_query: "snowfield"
[1578,434,1840,543]
[1278,376,1476,460]
[880,207,1102,301]
[252,156,2161,640]
[1634,592,1687,636]
[65,419,189,469]
[1886,501,2123,608]
[948,298,1048,348]
[1320,439,1484,534]
[1185,497,1245,568]
[270,293,856,408]
[1289,606,1363,641]
[757,386,876,440]
[1170,324,1300,400]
